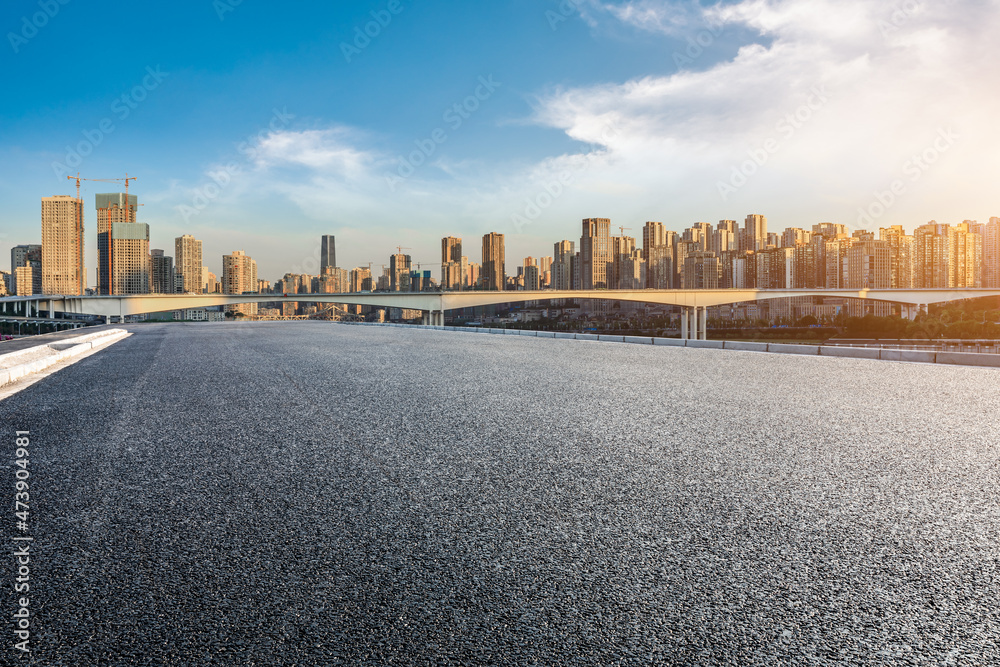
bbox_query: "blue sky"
[2,0,998,282]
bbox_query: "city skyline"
[4,1,1000,278]
[7,184,1000,290]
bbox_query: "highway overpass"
[4,288,1000,340]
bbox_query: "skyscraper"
[175,235,204,294]
[109,221,150,294]
[96,193,138,295]
[879,225,914,289]
[742,214,768,252]
[321,235,336,273]
[952,221,982,288]
[913,223,950,288]
[482,232,505,291]
[41,195,84,295]
[390,252,412,291]
[983,217,1000,288]
[643,222,677,288]
[150,250,175,294]
[442,236,462,264]
[441,236,463,290]
[847,241,892,289]
[223,250,258,316]
[580,218,611,290]
[11,244,42,296]
[552,240,575,290]
[524,264,541,291]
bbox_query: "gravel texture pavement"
[2,322,998,666]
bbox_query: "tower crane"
[65,173,139,296]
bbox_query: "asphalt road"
[3,322,999,665]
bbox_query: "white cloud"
[253,128,380,176]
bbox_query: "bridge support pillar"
[680,309,689,340]
[688,307,698,341]
[422,311,430,326]
[698,306,707,341]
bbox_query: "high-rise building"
[648,244,674,289]
[390,253,412,291]
[96,193,138,295]
[482,232,505,291]
[524,264,541,291]
[150,250,175,294]
[879,226,914,289]
[10,244,42,295]
[812,222,847,240]
[741,214,768,252]
[203,270,218,293]
[610,235,638,289]
[792,243,819,288]
[642,221,678,288]
[983,217,1000,288]
[441,236,463,290]
[223,250,258,316]
[108,221,150,294]
[442,236,462,264]
[756,247,794,289]
[15,266,35,296]
[685,223,713,252]
[580,218,611,290]
[642,221,666,262]
[466,262,481,289]
[781,227,811,248]
[350,267,373,292]
[319,267,350,293]
[175,235,204,293]
[41,195,84,295]
[683,252,722,289]
[951,222,982,288]
[913,223,951,288]
[321,235,336,273]
[824,237,855,288]
[847,241,892,289]
[676,240,701,288]
[553,240,575,290]
[713,221,737,256]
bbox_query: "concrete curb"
[343,322,1000,368]
[723,341,769,352]
[819,346,881,360]
[0,329,130,389]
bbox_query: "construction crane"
[66,173,138,296]
[414,262,442,272]
[69,173,138,200]
[395,246,411,256]
[617,226,632,236]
